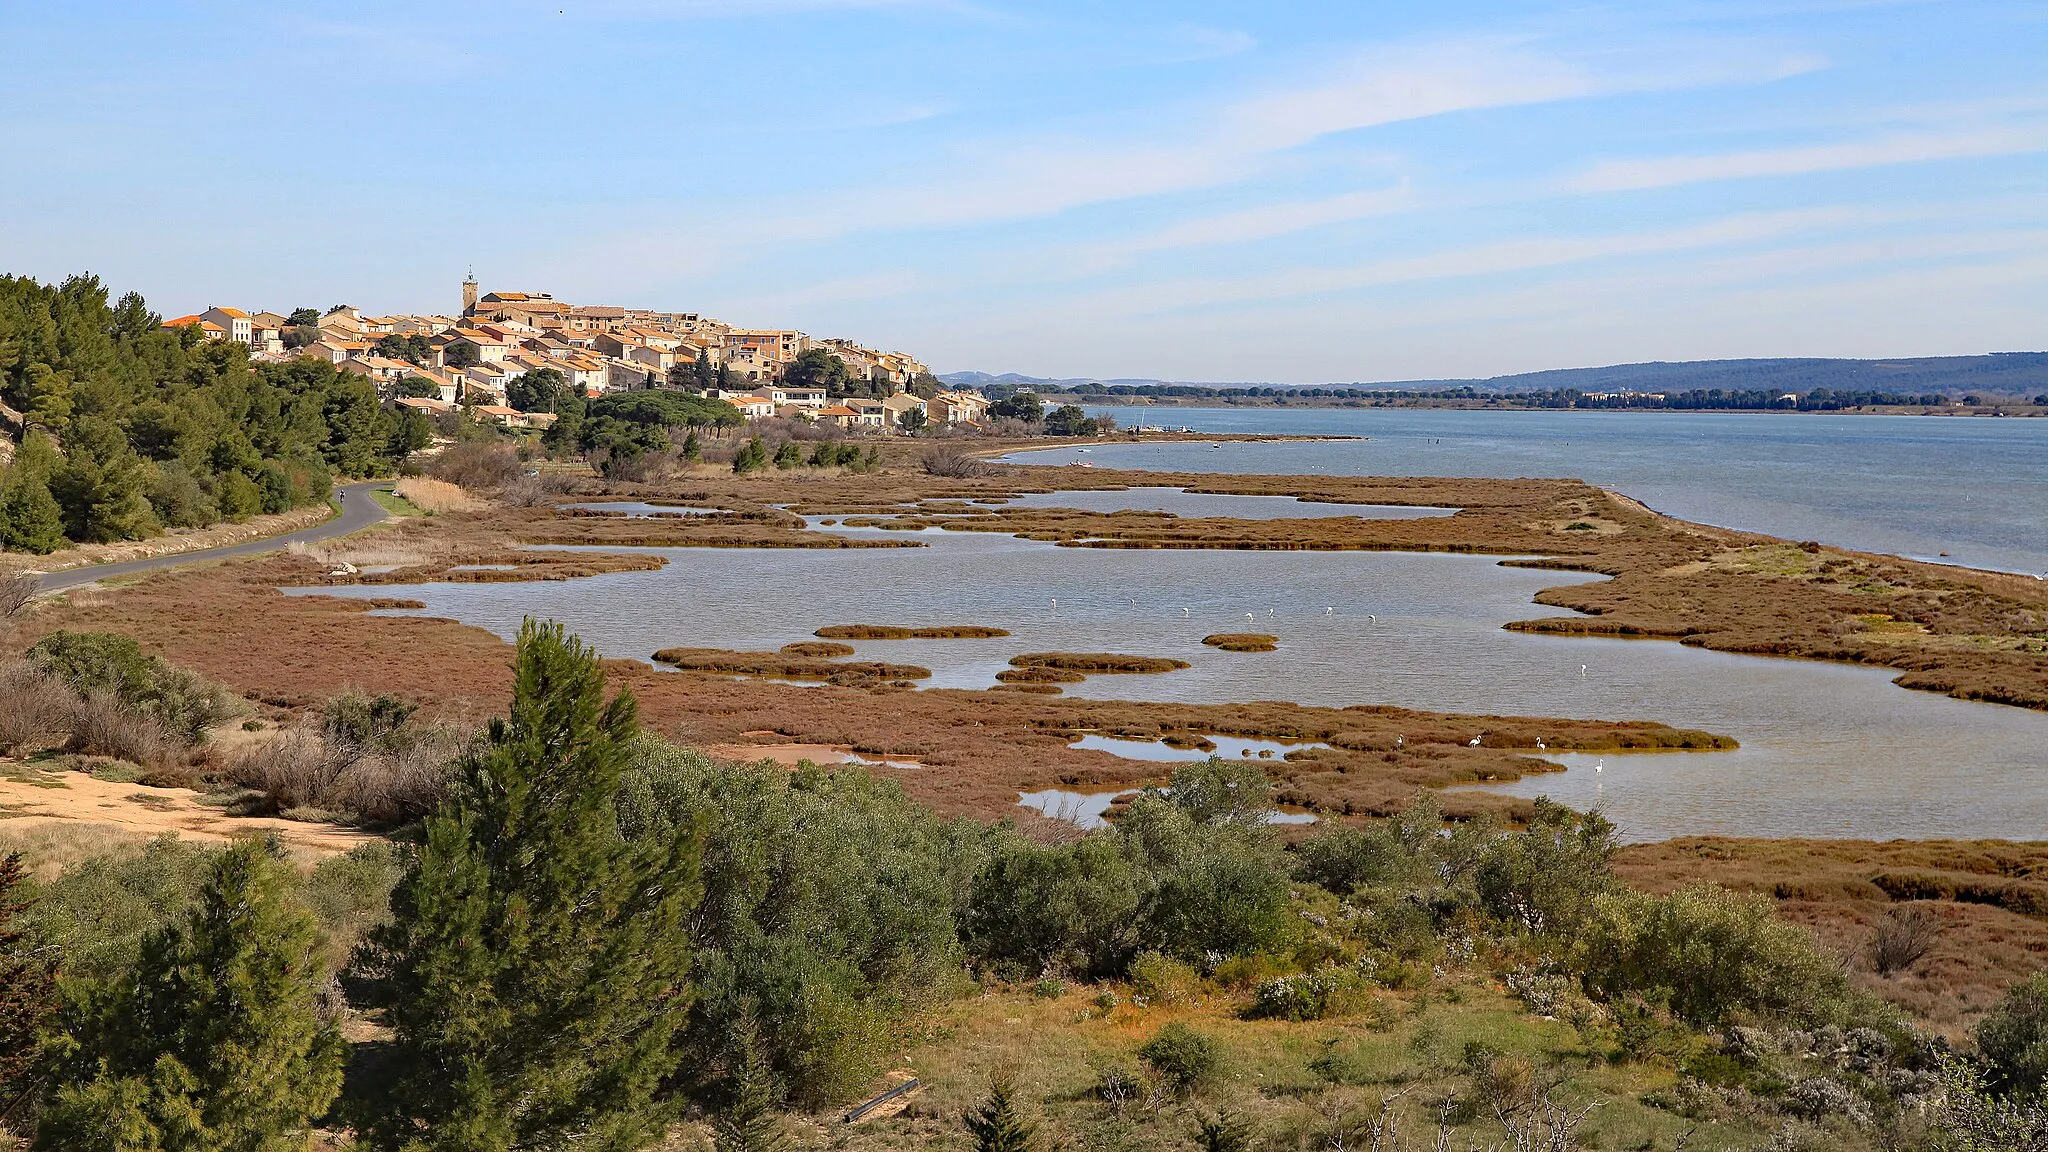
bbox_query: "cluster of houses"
[160,276,993,433]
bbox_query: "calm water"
[292,490,2048,842]
[1012,408,2048,575]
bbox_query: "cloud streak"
[1569,122,2048,191]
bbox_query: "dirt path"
[0,768,375,857]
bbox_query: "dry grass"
[1616,837,2048,1031]
[651,647,932,684]
[1202,633,1279,652]
[780,641,858,658]
[393,476,482,513]
[815,624,1012,640]
[1010,653,1193,674]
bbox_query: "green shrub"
[1245,967,1369,1022]
[617,741,982,1109]
[1580,883,1850,1027]
[17,834,219,983]
[35,840,345,1151]
[1294,825,1415,895]
[26,631,237,744]
[1139,1022,1220,1094]
[1130,950,1200,1005]
[1473,798,1618,936]
[966,833,1143,979]
[1976,972,2048,1098]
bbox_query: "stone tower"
[462,268,478,316]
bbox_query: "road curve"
[36,481,393,593]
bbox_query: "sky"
[2,1,2044,382]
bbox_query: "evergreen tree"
[681,430,702,462]
[772,441,801,470]
[963,1077,1033,1152]
[0,852,56,1121]
[694,353,715,392]
[48,417,158,543]
[711,1014,787,1152]
[33,839,344,1152]
[7,471,70,554]
[359,620,702,1152]
[732,437,768,475]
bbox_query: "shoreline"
[1072,398,2048,417]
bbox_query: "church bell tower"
[462,268,479,316]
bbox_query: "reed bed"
[1009,652,1192,674]
[814,623,1012,640]
[1202,632,1279,651]
[779,641,858,658]
[392,476,481,513]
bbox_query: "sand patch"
[0,767,374,858]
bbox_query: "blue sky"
[3,1,2044,381]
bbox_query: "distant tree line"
[0,273,430,553]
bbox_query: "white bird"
[1325,607,1334,615]
[1468,736,1482,747]
[1128,597,1135,605]
[1536,740,1546,751]
[1246,613,1255,622]
[1579,664,1587,677]
[1594,761,1604,772]
[1395,735,1404,747]
[1368,614,1377,623]
[1182,607,1190,617]
[1050,599,1057,609]
[1267,608,1275,616]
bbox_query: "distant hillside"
[941,353,2048,398]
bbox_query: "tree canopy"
[0,273,421,551]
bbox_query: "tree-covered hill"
[0,273,427,552]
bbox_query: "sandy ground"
[0,767,374,857]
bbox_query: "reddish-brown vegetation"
[1009,653,1192,674]
[1616,837,2048,1031]
[1203,633,1279,652]
[650,647,930,684]
[815,624,1011,639]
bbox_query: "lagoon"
[1016,408,2048,575]
[292,488,2048,843]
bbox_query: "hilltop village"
[160,275,988,433]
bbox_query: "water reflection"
[1070,733,1332,761]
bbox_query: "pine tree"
[3,434,70,554]
[0,852,56,1122]
[359,620,702,1152]
[772,441,801,470]
[964,1077,1033,1152]
[732,437,768,475]
[711,1014,787,1152]
[682,430,702,462]
[33,839,344,1152]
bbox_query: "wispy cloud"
[1014,205,1934,320]
[1568,121,2048,191]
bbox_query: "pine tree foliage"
[963,1077,1034,1152]
[0,852,57,1119]
[32,838,344,1152]
[359,619,702,1152]
[710,1014,787,1152]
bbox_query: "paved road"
[36,481,393,592]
